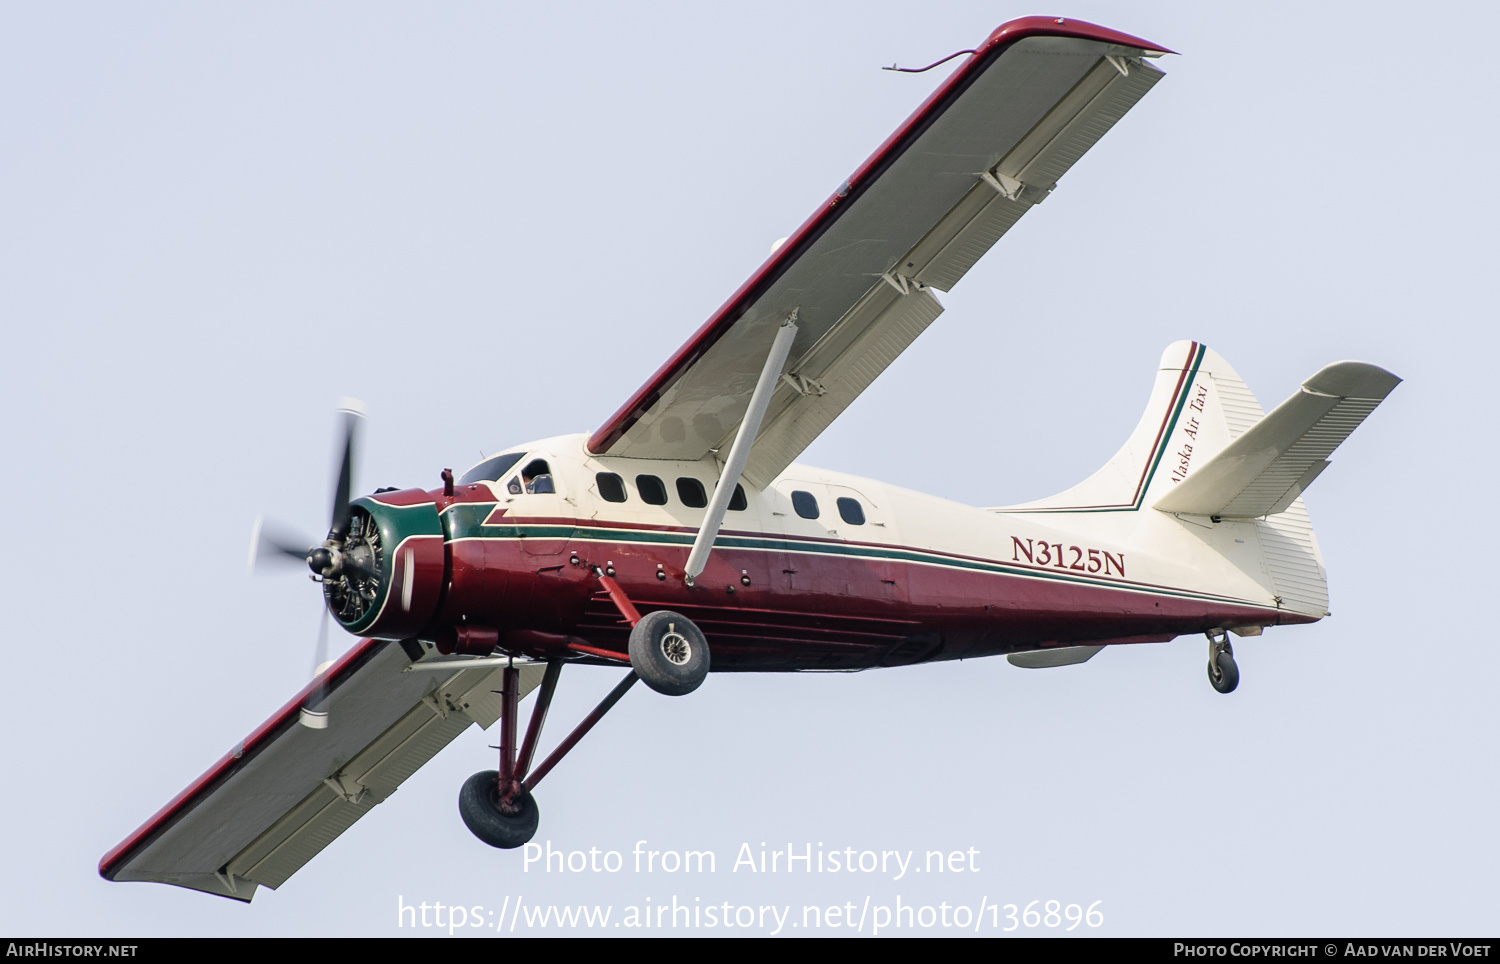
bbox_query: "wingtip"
[981,16,1177,57]
[1303,361,1402,400]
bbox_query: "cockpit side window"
[728,484,747,511]
[521,459,555,495]
[458,452,524,486]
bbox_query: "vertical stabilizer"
[1004,340,1259,512]
[998,340,1357,619]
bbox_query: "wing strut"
[683,311,800,585]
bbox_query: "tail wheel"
[1208,649,1239,694]
[458,770,539,849]
[629,610,710,696]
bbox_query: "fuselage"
[330,433,1314,671]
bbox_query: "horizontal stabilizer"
[1153,361,1399,519]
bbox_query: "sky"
[2,0,1496,938]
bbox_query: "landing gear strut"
[459,568,709,848]
[1206,629,1239,694]
[459,659,636,849]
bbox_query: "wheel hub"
[660,625,691,665]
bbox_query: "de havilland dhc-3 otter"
[101,17,1398,901]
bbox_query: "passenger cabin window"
[836,497,865,525]
[459,452,524,485]
[729,484,747,511]
[521,459,554,494]
[676,477,707,508]
[596,472,627,503]
[636,475,668,505]
[791,490,819,520]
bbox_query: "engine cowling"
[325,490,444,638]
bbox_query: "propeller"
[248,399,367,730]
[247,516,315,571]
[299,609,333,729]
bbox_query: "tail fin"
[1002,341,1399,619]
[1004,340,1259,512]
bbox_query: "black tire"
[629,610,710,696]
[458,770,539,849]
[1208,650,1240,694]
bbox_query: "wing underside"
[589,19,1169,485]
[100,640,543,901]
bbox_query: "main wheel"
[1208,650,1239,694]
[629,610,710,696]
[458,770,539,849]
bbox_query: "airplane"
[99,16,1398,901]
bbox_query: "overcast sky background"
[2,0,1495,938]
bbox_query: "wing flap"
[1154,361,1400,519]
[907,180,1030,293]
[102,639,546,900]
[744,285,943,486]
[231,781,377,891]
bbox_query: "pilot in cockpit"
[520,459,554,495]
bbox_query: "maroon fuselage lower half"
[353,486,1303,672]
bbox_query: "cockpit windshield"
[458,452,525,485]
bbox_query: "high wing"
[100,640,545,901]
[588,17,1171,486]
